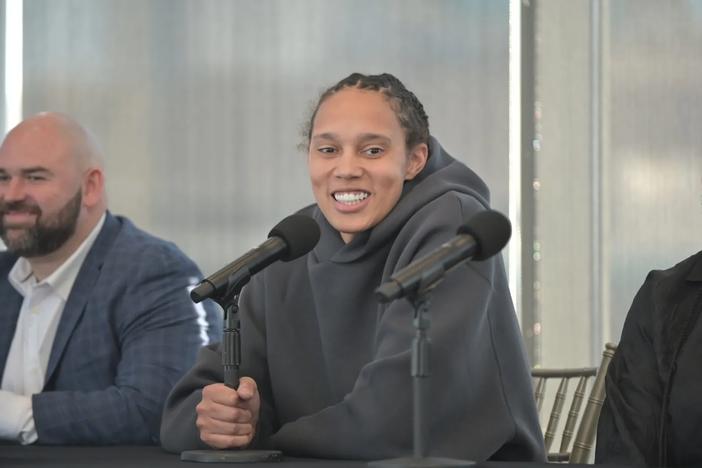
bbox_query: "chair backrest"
[532,342,617,463]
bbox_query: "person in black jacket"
[596,250,702,466]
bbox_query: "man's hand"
[196,377,260,449]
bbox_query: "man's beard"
[0,189,83,258]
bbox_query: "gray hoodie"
[160,137,545,461]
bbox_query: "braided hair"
[304,73,430,154]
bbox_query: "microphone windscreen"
[457,210,511,261]
[268,214,321,261]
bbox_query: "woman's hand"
[195,377,260,449]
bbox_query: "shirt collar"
[8,213,107,301]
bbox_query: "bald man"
[0,113,222,445]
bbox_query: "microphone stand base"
[368,456,474,468]
[181,449,283,463]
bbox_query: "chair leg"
[569,344,617,464]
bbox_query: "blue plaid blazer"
[0,212,222,445]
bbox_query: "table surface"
[0,445,627,468]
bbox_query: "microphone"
[375,209,511,303]
[190,214,320,303]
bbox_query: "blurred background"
[0,0,700,369]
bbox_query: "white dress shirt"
[0,214,105,444]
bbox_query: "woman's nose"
[333,152,363,179]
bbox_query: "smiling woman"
[161,73,545,462]
[307,83,428,243]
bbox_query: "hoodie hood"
[311,136,490,263]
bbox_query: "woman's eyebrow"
[355,133,391,145]
[310,132,339,142]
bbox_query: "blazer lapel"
[44,213,122,385]
[0,278,23,379]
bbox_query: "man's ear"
[405,143,429,181]
[82,168,104,207]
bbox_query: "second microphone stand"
[369,279,474,467]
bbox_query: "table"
[0,445,618,468]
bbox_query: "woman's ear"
[404,143,429,181]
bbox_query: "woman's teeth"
[333,192,369,204]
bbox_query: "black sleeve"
[596,272,663,466]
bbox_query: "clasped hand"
[196,377,260,449]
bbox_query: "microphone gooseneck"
[190,214,320,303]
